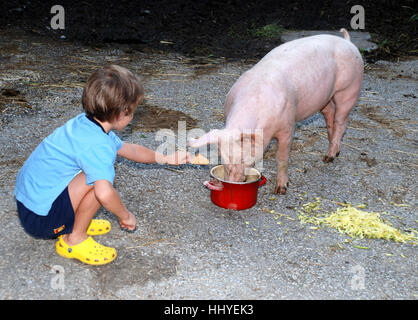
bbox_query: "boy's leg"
[65,172,101,246]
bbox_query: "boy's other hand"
[119,211,136,231]
[165,150,192,165]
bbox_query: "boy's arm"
[117,142,190,164]
[117,142,163,163]
[93,179,136,230]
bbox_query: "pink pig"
[189,29,363,194]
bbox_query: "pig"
[189,29,363,194]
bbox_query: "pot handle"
[203,180,223,191]
[258,175,267,187]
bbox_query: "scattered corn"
[298,201,417,244]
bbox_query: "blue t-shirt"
[14,113,124,216]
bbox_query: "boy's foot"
[56,235,117,265]
[86,219,111,236]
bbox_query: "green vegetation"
[252,24,284,39]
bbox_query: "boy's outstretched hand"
[119,211,137,231]
[164,150,192,165]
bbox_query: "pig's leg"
[274,129,294,195]
[325,91,359,161]
[320,100,338,163]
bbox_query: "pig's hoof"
[322,155,335,163]
[322,152,340,163]
[274,183,288,195]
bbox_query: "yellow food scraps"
[390,202,410,207]
[298,203,417,244]
[302,197,322,212]
[356,204,368,209]
[191,153,209,165]
[353,245,369,250]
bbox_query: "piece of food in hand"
[191,153,209,165]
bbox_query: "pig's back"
[235,34,362,121]
[262,34,360,64]
[227,34,363,123]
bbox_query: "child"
[14,64,191,265]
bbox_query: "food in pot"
[212,165,260,183]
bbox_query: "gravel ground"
[0,27,417,300]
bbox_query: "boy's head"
[82,65,144,123]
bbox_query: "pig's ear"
[188,129,224,147]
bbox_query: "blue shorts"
[17,187,75,239]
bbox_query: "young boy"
[14,64,191,265]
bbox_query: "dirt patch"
[263,132,320,160]
[131,104,198,132]
[191,63,221,79]
[360,105,408,137]
[185,57,223,79]
[390,186,408,204]
[212,109,225,122]
[366,64,418,81]
[264,137,313,160]
[359,152,377,167]
[0,88,31,113]
[136,63,165,80]
[349,119,372,130]
[0,157,26,167]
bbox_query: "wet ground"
[0,25,416,300]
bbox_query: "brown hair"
[82,65,144,122]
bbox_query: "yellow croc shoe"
[56,236,117,265]
[86,219,111,236]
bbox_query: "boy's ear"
[188,129,224,147]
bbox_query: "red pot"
[204,165,267,210]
